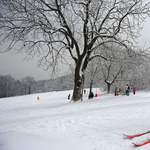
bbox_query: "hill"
[0,88,150,150]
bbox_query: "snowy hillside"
[1,88,150,150]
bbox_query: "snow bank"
[1,89,150,150]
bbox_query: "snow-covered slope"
[1,89,150,150]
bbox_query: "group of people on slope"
[68,85,136,100]
[67,90,98,100]
[115,84,136,96]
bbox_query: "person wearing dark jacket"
[115,87,117,96]
[68,94,71,100]
[126,84,130,96]
[89,92,94,99]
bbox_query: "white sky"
[0,19,150,80]
[138,18,150,48]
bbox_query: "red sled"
[123,131,150,138]
[132,140,150,146]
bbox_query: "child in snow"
[133,87,136,95]
[68,94,71,100]
[89,92,94,99]
[116,87,119,96]
[126,84,130,96]
[115,87,119,96]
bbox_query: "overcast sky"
[0,50,69,80]
[0,19,150,80]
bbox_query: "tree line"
[0,74,74,98]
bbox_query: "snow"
[1,89,150,150]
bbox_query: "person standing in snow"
[68,94,71,100]
[128,86,130,96]
[126,84,128,95]
[116,86,119,96]
[126,84,130,96]
[133,87,136,95]
[115,87,117,96]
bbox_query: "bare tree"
[21,76,35,94]
[0,75,15,97]
[0,0,150,101]
[99,43,136,94]
[123,55,150,90]
[85,58,102,94]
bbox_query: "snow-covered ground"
[1,88,150,150]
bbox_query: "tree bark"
[81,70,85,101]
[72,58,82,101]
[89,79,93,94]
[72,75,82,101]
[72,56,88,102]
[107,83,111,94]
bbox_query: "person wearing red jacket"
[133,87,136,95]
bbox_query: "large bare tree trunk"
[72,80,82,101]
[72,59,87,102]
[72,72,82,101]
[107,83,111,94]
[89,79,93,94]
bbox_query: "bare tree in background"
[85,58,102,94]
[123,54,150,90]
[0,0,150,101]
[0,75,15,97]
[99,43,133,94]
[21,76,35,94]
